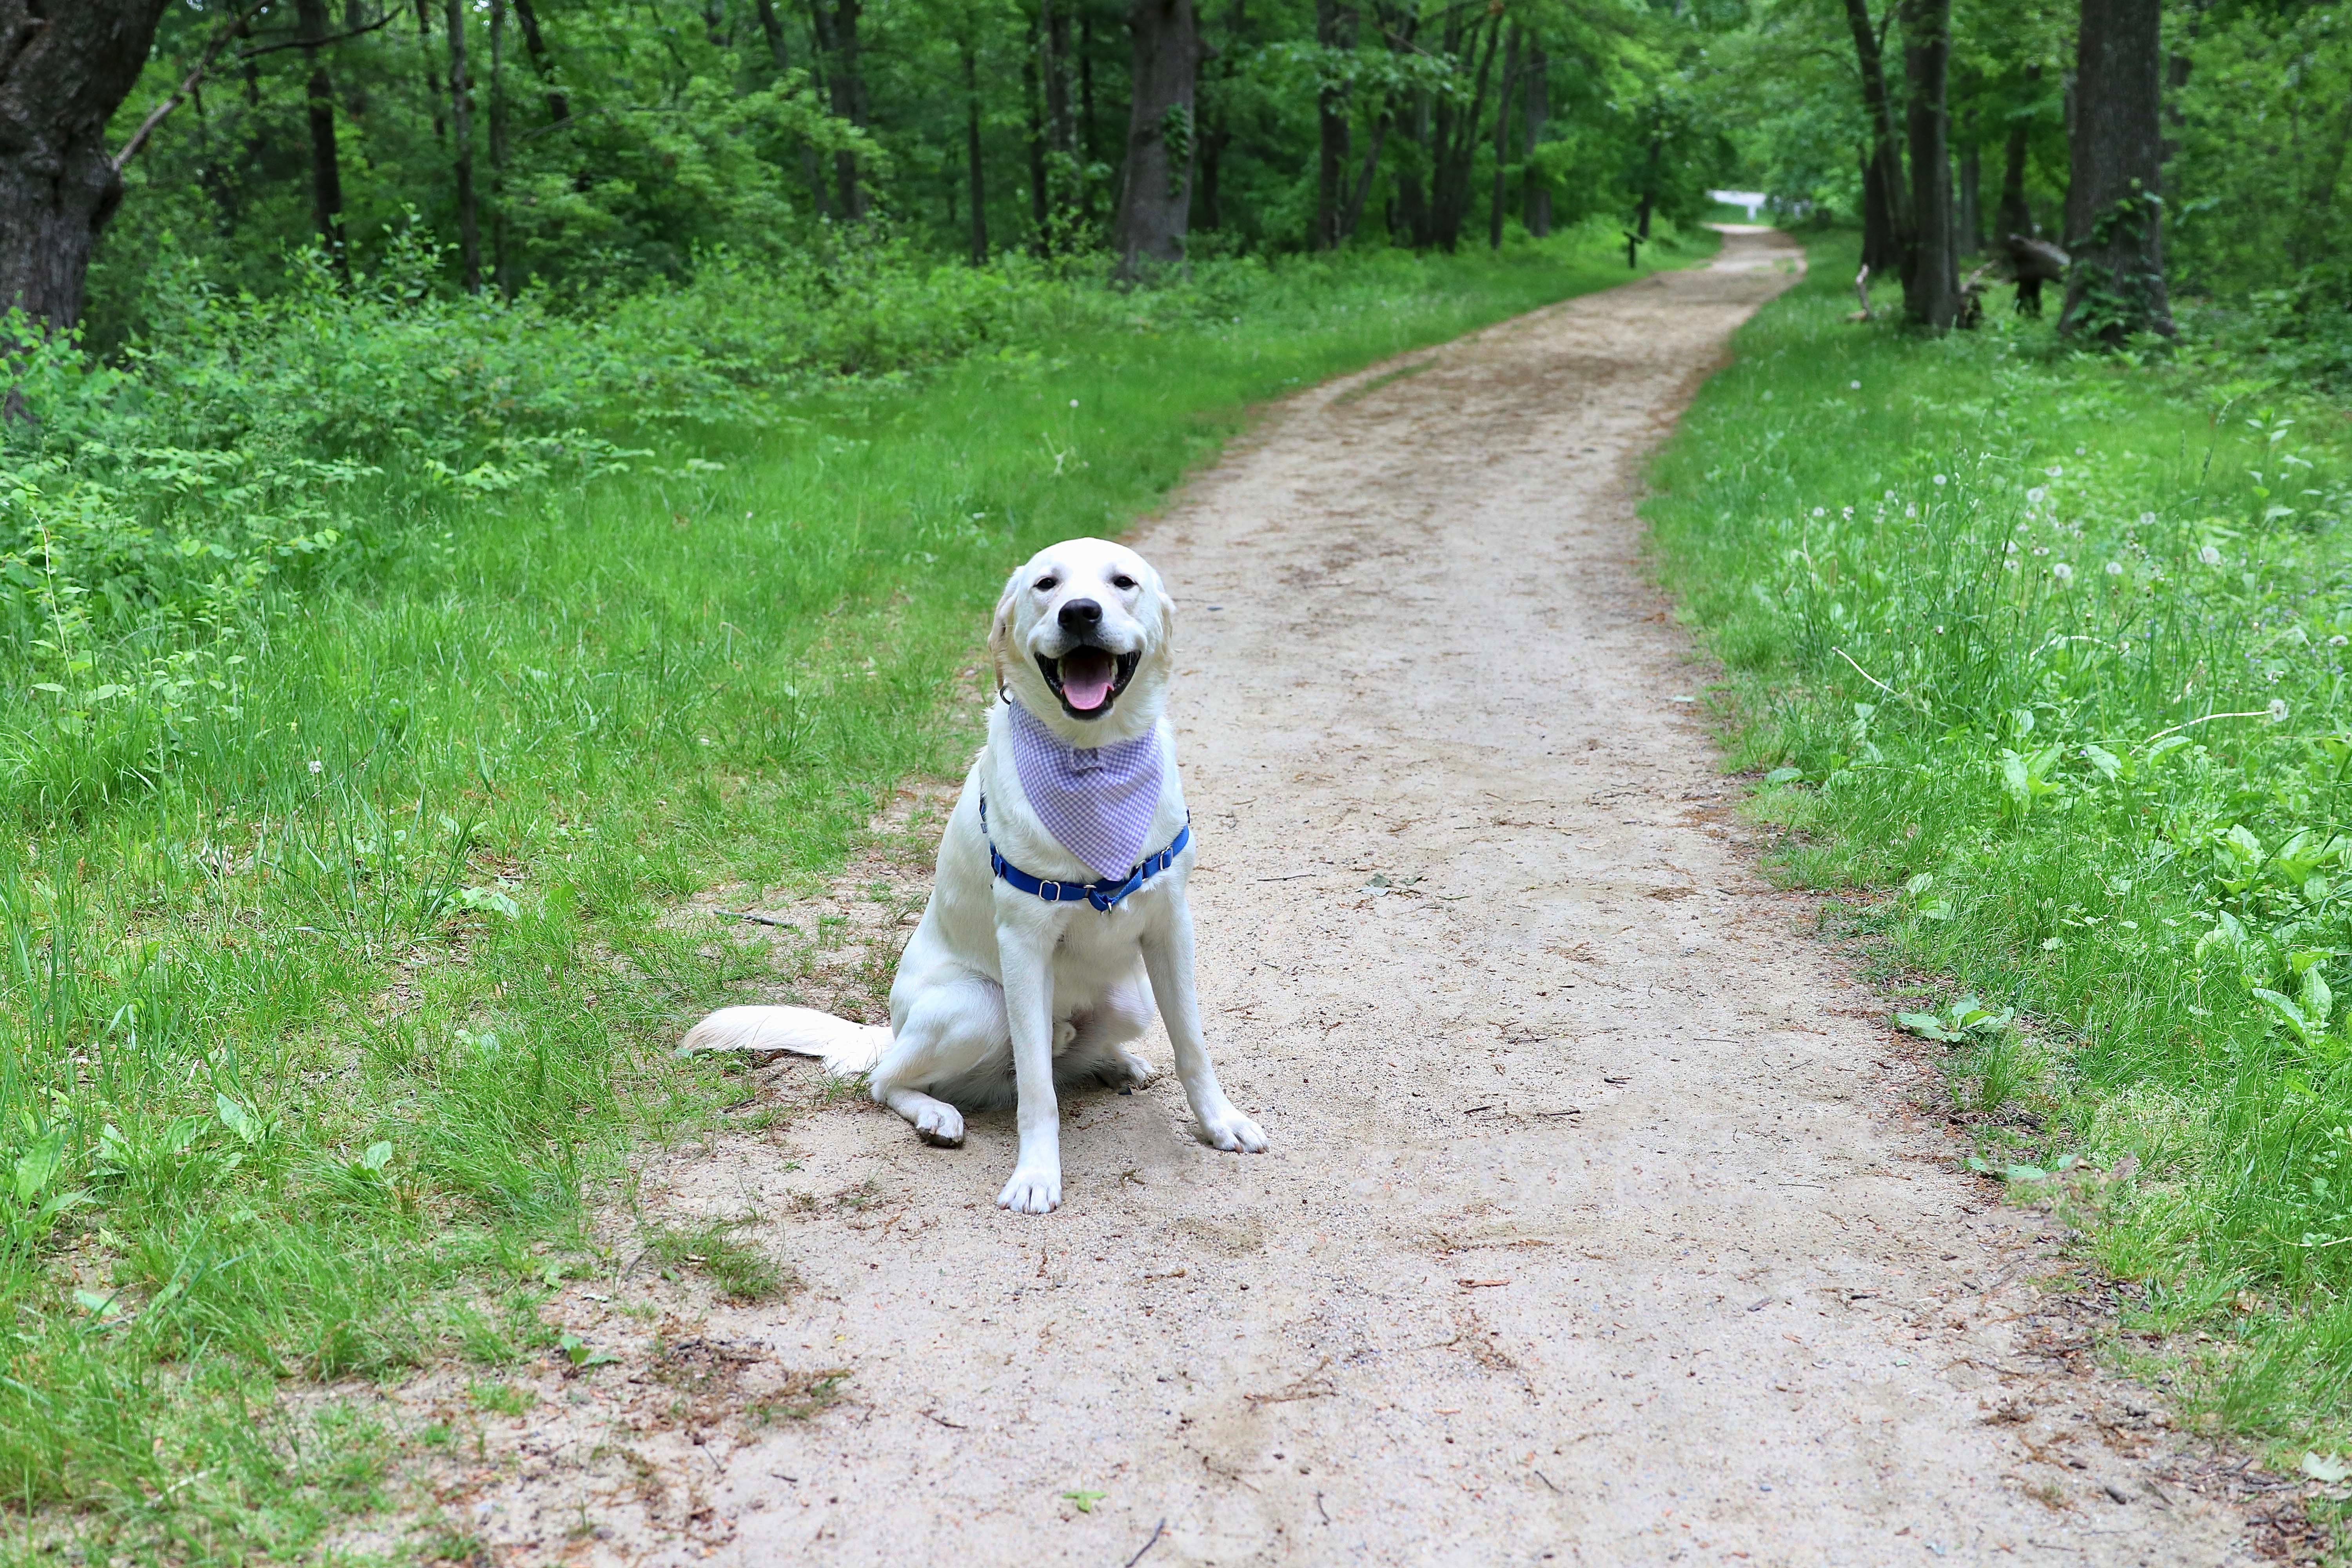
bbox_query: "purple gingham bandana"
[1006,699,1165,880]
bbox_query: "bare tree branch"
[111,0,276,174]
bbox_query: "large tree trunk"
[2059,0,2171,338]
[1522,42,1548,237]
[294,0,349,272]
[0,0,169,331]
[964,31,988,262]
[1112,0,1199,277]
[1900,0,1958,327]
[1487,24,1518,250]
[448,0,481,290]
[1842,0,1909,277]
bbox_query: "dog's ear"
[1148,565,1177,648]
[987,570,1023,695]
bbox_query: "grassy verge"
[0,222,1714,1564]
[1645,232,2352,1465]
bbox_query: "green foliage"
[1648,231,2352,1448]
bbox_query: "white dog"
[681,538,1266,1214]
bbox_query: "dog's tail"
[676,1006,890,1077]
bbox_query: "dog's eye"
[1034,575,1058,592]
[1111,574,1136,591]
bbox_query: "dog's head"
[989,537,1175,736]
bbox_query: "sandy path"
[439,231,2273,1566]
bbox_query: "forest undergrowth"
[0,221,1710,1564]
[1648,232,2352,1468]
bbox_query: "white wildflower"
[2004,559,2019,572]
[2105,561,2124,576]
[2046,465,2063,477]
[2138,512,2156,526]
[2053,562,2074,582]
[2269,698,2291,724]
[1849,380,1862,390]
[2027,486,2047,503]
[1933,474,1948,486]
[2198,545,2223,566]
[308,760,323,775]
[2033,545,2049,556]
[2333,635,2349,648]
[1812,507,1826,517]
[2006,540,2019,554]
[1905,504,1918,518]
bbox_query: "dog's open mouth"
[1037,646,1140,720]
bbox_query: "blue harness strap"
[979,793,1191,912]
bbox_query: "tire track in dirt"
[424,230,2274,1566]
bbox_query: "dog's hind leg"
[1058,971,1158,1091]
[869,976,1008,1148]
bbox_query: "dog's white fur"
[680,538,1265,1214]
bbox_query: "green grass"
[0,221,1714,1564]
[1646,232,2352,1461]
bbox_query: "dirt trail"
[434,230,2276,1566]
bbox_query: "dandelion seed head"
[2138,512,2156,526]
[1933,474,1948,486]
[1069,399,1080,408]
[2199,545,2223,566]
[2003,559,2019,571]
[2270,698,2292,723]
[2006,540,2019,554]
[2053,562,2074,582]
[2033,545,2049,556]
[1849,380,1861,390]
[2027,487,2048,504]
[1905,504,1918,518]
[2105,561,2124,576]
[2333,635,2348,648]
[2046,465,2063,477]
[1812,507,1826,518]
[308,760,323,775]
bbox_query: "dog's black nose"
[1058,599,1102,630]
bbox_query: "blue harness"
[978,793,1191,912]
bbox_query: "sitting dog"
[680,537,1267,1213]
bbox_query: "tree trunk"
[1429,12,1498,251]
[1339,96,1389,241]
[1634,127,1661,240]
[1395,86,1430,246]
[1995,65,2035,240]
[0,0,168,332]
[828,0,867,218]
[1488,24,1518,250]
[490,0,510,296]
[1958,131,1981,253]
[415,0,447,145]
[1900,0,1958,328]
[1112,0,1199,278]
[964,31,988,262]
[1842,0,1910,276]
[2059,0,2171,338]
[448,0,480,291]
[1313,0,1353,249]
[512,0,567,122]
[1522,42,1548,237]
[1861,150,1897,272]
[294,0,349,273]
[1024,43,1049,247]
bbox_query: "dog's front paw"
[996,1165,1062,1215]
[1199,1106,1268,1154]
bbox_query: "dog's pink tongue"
[1060,662,1116,710]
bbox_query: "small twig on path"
[1316,1492,1332,1524]
[1533,1468,1563,1493]
[921,1409,966,1429]
[724,909,797,928]
[1125,1519,1168,1567]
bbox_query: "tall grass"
[1647,232,2352,1447]
[0,220,1713,1563]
